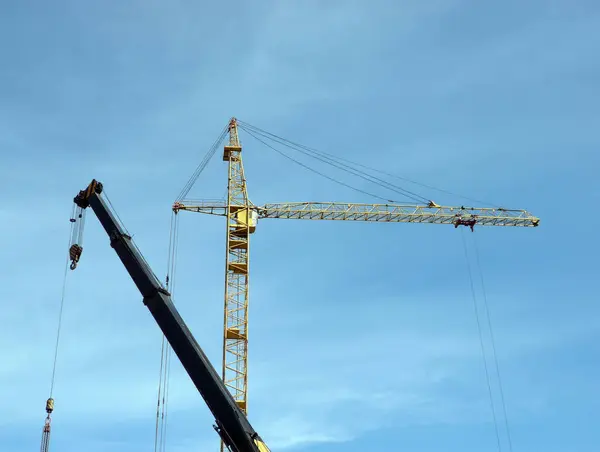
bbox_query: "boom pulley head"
[74,179,103,209]
[69,179,104,270]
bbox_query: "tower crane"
[172,118,540,450]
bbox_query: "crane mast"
[222,118,255,428]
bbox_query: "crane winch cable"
[154,211,180,452]
[472,231,514,452]
[154,334,167,452]
[40,204,78,452]
[461,228,502,452]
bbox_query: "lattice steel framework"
[221,118,254,439]
[175,201,540,228]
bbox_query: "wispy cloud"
[3,1,600,451]
[237,289,600,448]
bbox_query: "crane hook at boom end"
[69,179,103,270]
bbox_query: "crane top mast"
[226,117,241,150]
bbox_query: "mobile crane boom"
[69,179,270,452]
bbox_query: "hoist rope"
[40,425,51,452]
[461,228,502,452]
[41,205,78,452]
[163,212,180,452]
[49,204,77,396]
[49,245,71,395]
[154,335,166,452]
[160,347,172,452]
[472,232,514,452]
[154,212,180,452]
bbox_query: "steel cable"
[461,228,502,452]
[472,232,514,452]
[238,119,500,207]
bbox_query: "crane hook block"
[69,244,83,270]
[45,398,54,414]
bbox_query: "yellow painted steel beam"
[173,201,539,228]
[220,118,252,452]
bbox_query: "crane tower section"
[222,118,255,420]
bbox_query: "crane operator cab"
[231,206,258,234]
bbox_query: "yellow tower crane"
[172,118,540,450]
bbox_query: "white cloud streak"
[3,1,599,451]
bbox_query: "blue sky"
[1,0,599,451]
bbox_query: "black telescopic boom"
[73,179,269,452]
